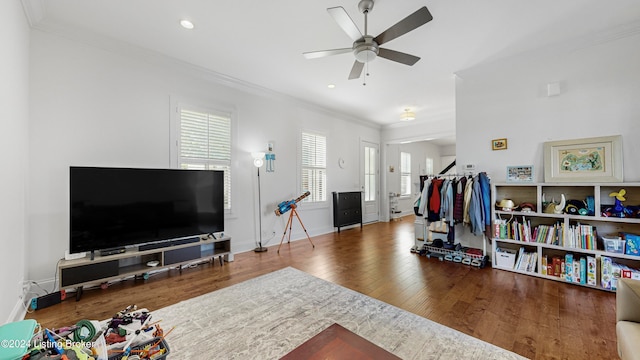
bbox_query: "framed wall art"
[543,135,623,183]
[507,165,533,182]
[492,138,507,150]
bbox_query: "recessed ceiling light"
[327,84,336,89]
[180,19,195,30]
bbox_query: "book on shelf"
[565,223,597,250]
[587,256,596,286]
[514,247,537,272]
[573,259,581,284]
[494,216,534,242]
[531,222,562,245]
[565,254,573,282]
[548,256,556,276]
[552,257,560,277]
[601,256,612,290]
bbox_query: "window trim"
[298,129,328,208]
[170,96,237,216]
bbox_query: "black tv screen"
[70,167,224,253]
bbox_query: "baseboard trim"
[8,298,27,323]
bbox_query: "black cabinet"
[332,191,363,232]
[60,260,119,287]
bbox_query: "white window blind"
[301,132,327,202]
[400,152,411,196]
[179,108,232,210]
[426,157,434,175]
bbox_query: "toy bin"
[108,337,170,360]
[603,237,626,254]
[495,249,516,269]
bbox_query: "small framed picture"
[507,165,534,182]
[492,138,508,150]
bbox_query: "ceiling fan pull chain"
[363,62,368,86]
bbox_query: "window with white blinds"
[301,132,327,203]
[179,108,232,210]
[400,152,411,196]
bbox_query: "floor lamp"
[252,152,268,252]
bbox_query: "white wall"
[456,32,640,182]
[27,30,380,282]
[1,0,30,323]
[454,28,640,253]
[386,142,443,216]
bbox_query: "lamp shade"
[252,152,265,167]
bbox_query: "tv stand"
[58,235,232,301]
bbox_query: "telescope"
[275,191,310,216]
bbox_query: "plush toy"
[606,189,632,218]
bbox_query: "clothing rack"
[413,172,489,266]
[420,172,475,177]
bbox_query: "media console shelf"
[58,235,232,300]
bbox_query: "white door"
[361,140,379,223]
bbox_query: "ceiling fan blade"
[378,48,420,66]
[327,6,363,42]
[348,60,364,80]
[374,7,433,46]
[303,48,352,59]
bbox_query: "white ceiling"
[22,0,640,143]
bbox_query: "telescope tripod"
[277,204,315,253]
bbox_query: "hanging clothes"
[468,172,491,237]
[478,172,492,237]
[453,176,467,223]
[463,176,474,225]
[428,178,444,221]
[440,179,454,224]
[469,175,484,236]
[417,177,432,216]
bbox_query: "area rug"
[153,267,525,359]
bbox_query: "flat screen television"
[70,166,224,254]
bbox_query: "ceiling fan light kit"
[353,37,378,63]
[304,0,433,81]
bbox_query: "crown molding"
[28,23,381,131]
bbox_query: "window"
[400,152,411,196]
[178,107,232,210]
[364,146,376,201]
[426,157,434,175]
[301,132,327,202]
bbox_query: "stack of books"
[514,247,537,272]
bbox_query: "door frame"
[360,139,380,223]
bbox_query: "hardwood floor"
[26,217,618,359]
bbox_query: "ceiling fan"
[303,0,433,81]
